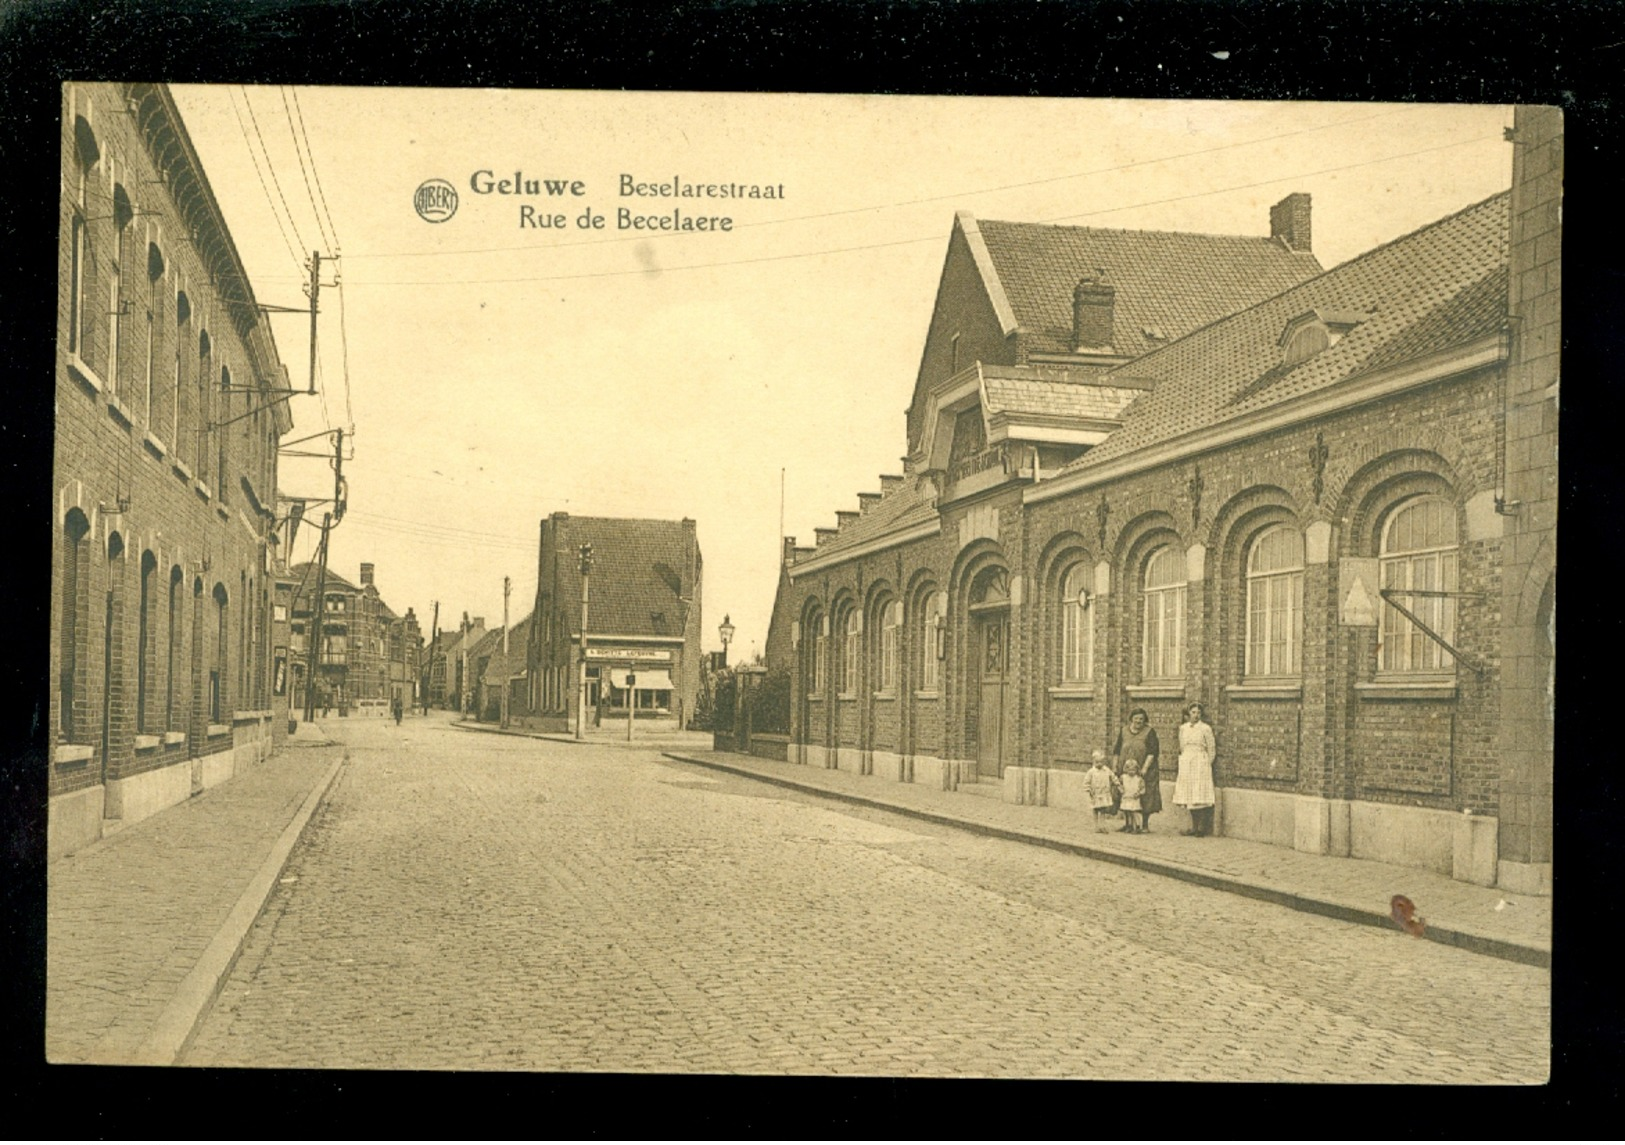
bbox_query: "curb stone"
[132,751,348,1066]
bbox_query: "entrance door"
[976,611,1008,779]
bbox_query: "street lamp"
[719,614,736,668]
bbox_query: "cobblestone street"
[184,714,1549,1081]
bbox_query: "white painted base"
[1453,813,1499,886]
[1497,859,1553,896]
[804,744,830,769]
[1216,787,1295,848]
[48,785,105,860]
[1350,800,1460,876]
[910,755,960,790]
[103,759,192,824]
[199,748,235,791]
[1045,768,1093,812]
[871,750,905,782]
[1293,795,1353,856]
[1004,766,1048,806]
[787,742,804,765]
[835,746,865,774]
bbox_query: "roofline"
[955,212,1019,338]
[1097,190,1512,385]
[1028,332,1509,505]
[787,519,943,580]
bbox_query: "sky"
[165,88,1513,659]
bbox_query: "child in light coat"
[1084,750,1121,832]
[1119,759,1147,834]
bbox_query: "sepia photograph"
[42,81,1555,1084]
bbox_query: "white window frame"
[812,619,827,698]
[1061,564,1094,683]
[841,610,860,698]
[1141,545,1187,680]
[879,599,901,694]
[1244,526,1305,678]
[1378,496,1459,675]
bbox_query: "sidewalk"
[660,749,1552,969]
[46,724,345,1064]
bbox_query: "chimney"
[782,536,798,565]
[1270,192,1312,253]
[472,617,485,630]
[1073,276,1116,351]
[359,562,375,587]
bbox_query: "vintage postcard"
[45,85,1553,1081]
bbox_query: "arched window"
[919,591,945,692]
[166,566,182,730]
[1245,526,1304,677]
[197,330,212,479]
[1060,563,1094,683]
[1379,496,1459,673]
[811,612,828,697]
[212,584,229,723]
[60,510,91,737]
[145,242,164,426]
[879,599,902,694]
[1142,544,1187,680]
[110,184,132,397]
[217,365,231,500]
[138,552,156,733]
[842,610,861,696]
[67,115,98,360]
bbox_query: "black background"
[1,0,1616,1136]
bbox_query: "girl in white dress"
[1174,701,1217,836]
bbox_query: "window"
[920,591,945,691]
[145,243,164,426]
[68,116,97,360]
[879,600,901,693]
[69,215,88,357]
[1379,496,1459,673]
[196,331,211,478]
[138,553,155,733]
[842,611,860,695]
[1245,526,1304,677]
[217,365,230,500]
[60,510,91,737]
[110,185,132,397]
[1061,563,1094,683]
[212,585,229,723]
[1142,545,1187,679]
[166,566,182,730]
[173,292,189,447]
[812,616,827,696]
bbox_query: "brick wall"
[52,84,286,802]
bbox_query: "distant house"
[527,514,703,730]
[476,613,531,721]
[288,561,422,711]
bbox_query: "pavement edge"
[130,750,349,1066]
[661,751,1550,970]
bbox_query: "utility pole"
[576,543,592,740]
[300,428,345,722]
[500,576,511,728]
[460,613,470,719]
[424,600,438,715]
[307,251,321,395]
[302,517,330,722]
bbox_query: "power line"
[281,85,336,254]
[339,104,1432,263]
[237,85,311,261]
[226,86,304,272]
[342,132,1498,288]
[337,277,355,431]
[290,87,342,254]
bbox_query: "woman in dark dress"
[1112,708,1162,833]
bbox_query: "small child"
[1119,759,1147,834]
[1084,750,1121,832]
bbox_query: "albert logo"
[414,178,458,223]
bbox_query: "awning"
[608,668,675,691]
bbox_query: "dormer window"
[1277,309,1367,369]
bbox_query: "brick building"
[527,514,703,731]
[767,113,1558,893]
[287,561,423,713]
[50,83,293,859]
